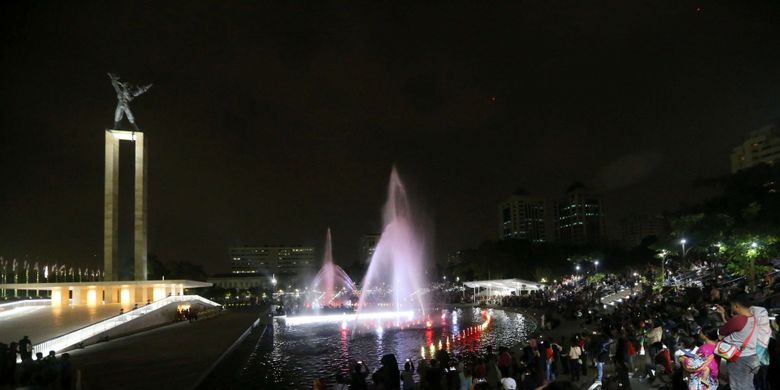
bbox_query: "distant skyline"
[2,1,780,274]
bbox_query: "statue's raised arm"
[133,83,153,97]
[108,73,121,93]
[108,72,151,131]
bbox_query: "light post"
[594,260,600,273]
[658,250,669,286]
[575,264,581,274]
[680,238,694,260]
[748,242,759,292]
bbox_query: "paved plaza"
[0,302,124,346]
[67,306,264,390]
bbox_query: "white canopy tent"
[463,278,545,302]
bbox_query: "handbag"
[715,317,757,363]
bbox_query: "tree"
[168,260,207,281]
[147,254,170,280]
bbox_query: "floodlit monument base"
[0,280,211,306]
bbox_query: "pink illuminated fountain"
[309,228,355,308]
[357,167,428,316]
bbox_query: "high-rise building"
[229,246,315,276]
[620,214,666,248]
[497,189,548,242]
[359,234,380,263]
[554,183,606,246]
[731,124,780,173]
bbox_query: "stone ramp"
[0,303,121,348]
[68,306,263,390]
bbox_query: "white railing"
[33,295,221,355]
[0,299,51,312]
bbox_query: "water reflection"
[242,309,535,388]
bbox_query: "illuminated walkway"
[34,295,221,354]
[0,301,122,346]
[69,306,264,390]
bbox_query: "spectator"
[715,294,760,390]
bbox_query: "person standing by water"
[18,336,32,362]
[402,360,415,390]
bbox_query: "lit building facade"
[207,273,271,290]
[359,234,380,263]
[554,183,606,246]
[731,124,780,173]
[498,190,548,242]
[229,246,315,276]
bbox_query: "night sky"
[2,1,780,273]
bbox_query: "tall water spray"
[357,167,428,315]
[310,228,354,307]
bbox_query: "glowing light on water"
[421,346,425,358]
[283,310,415,326]
[376,325,384,336]
[425,320,432,329]
[438,339,442,350]
[429,343,435,355]
[341,320,348,330]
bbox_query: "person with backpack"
[750,304,770,390]
[715,294,760,390]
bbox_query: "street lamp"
[271,274,277,288]
[594,260,600,273]
[658,250,669,286]
[748,242,759,292]
[575,264,581,273]
[680,238,694,259]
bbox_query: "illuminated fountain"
[308,228,355,308]
[283,168,428,331]
[357,167,428,316]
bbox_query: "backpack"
[751,306,771,365]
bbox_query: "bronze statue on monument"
[108,73,152,130]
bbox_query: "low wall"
[68,300,217,351]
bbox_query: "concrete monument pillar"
[103,130,148,281]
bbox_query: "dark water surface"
[239,308,535,389]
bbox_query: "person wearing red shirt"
[715,294,760,390]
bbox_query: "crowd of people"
[0,336,74,389]
[338,259,779,390]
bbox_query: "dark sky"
[2,1,780,274]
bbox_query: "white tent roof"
[463,278,544,292]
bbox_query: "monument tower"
[104,73,152,281]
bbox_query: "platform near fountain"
[0,279,212,306]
